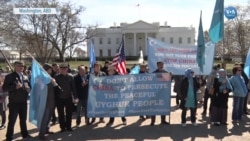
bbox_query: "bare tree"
[222,5,250,62]
[0,0,97,62]
[47,2,97,62]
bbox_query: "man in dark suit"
[50,63,60,125]
[55,63,78,132]
[3,61,32,141]
[74,65,91,126]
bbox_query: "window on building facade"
[187,37,191,44]
[161,37,165,42]
[99,38,103,44]
[108,38,111,44]
[179,37,182,44]
[170,37,174,44]
[99,49,103,57]
[116,38,120,44]
[108,49,111,56]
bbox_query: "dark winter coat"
[179,77,200,109]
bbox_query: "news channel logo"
[13,8,60,15]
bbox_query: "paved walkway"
[0,97,250,141]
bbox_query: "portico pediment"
[122,20,159,32]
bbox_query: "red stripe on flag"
[112,37,127,75]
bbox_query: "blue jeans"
[232,96,245,121]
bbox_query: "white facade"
[87,20,195,57]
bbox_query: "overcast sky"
[72,0,248,31]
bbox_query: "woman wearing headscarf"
[210,69,232,126]
[230,66,248,123]
[180,68,200,127]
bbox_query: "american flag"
[112,37,127,75]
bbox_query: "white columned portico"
[145,32,148,55]
[123,33,126,55]
[133,33,137,56]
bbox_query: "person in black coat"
[150,61,170,126]
[2,61,32,141]
[106,65,127,126]
[74,65,92,126]
[210,69,232,126]
[173,75,183,107]
[50,63,60,125]
[101,61,110,75]
[180,68,200,127]
[55,63,78,132]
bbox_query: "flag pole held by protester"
[196,10,205,73]
[89,39,96,73]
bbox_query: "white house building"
[87,20,195,57]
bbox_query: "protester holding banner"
[3,61,32,141]
[38,63,57,140]
[180,68,200,127]
[139,63,149,121]
[202,66,218,116]
[101,61,110,75]
[150,61,170,126]
[91,62,106,123]
[106,65,127,126]
[230,66,248,123]
[74,65,91,126]
[55,63,78,132]
[210,69,232,126]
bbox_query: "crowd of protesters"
[0,60,249,140]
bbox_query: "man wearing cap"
[150,61,170,126]
[55,63,78,132]
[106,65,127,126]
[3,61,32,141]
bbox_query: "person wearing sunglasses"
[229,66,248,123]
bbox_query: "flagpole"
[25,51,63,91]
[89,39,96,73]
